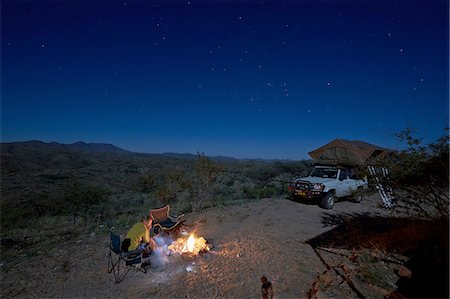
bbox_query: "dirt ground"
[2,195,403,298]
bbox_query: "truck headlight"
[312,183,325,191]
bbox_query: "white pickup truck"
[288,165,368,209]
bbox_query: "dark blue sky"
[1,1,448,159]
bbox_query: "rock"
[397,265,412,278]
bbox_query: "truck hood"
[292,176,336,184]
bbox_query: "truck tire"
[321,192,335,209]
[352,187,364,203]
[353,194,362,203]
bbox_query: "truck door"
[335,169,355,197]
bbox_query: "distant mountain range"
[68,141,132,154]
[0,140,240,162]
[1,140,132,154]
[0,139,304,206]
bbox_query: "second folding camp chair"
[107,230,147,283]
[150,205,185,235]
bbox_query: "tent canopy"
[308,139,393,166]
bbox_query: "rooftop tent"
[308,139,393,166]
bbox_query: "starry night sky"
[1,1,448,159]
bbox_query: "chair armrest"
[169,213,185,222]
[120,248,142,258]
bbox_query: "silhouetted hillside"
[0,139,311,231]
[67,141,132,154]
[2,141,239,162]
[1,140,131,155]
[1,141,172,200]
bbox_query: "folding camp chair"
[150,205,185,236]
[107,230,147,283]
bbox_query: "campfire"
[169,233,210,255]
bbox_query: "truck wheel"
[321,192,335,209]
[352,188,364,203]
[353,194,362,203]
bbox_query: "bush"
[381,127,449,220]
[188,153,224,211]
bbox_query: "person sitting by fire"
[121,216,158,263]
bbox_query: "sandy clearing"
[2,195,389,298]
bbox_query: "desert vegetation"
[0,142,311,236]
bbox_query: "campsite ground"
[3,193,426,299]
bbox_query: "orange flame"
[169,233,209,255]
[186,234,195,252]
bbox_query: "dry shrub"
[381,127,449,221]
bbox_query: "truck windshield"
[310,168,338,179]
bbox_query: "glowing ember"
[169,233,210,255]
